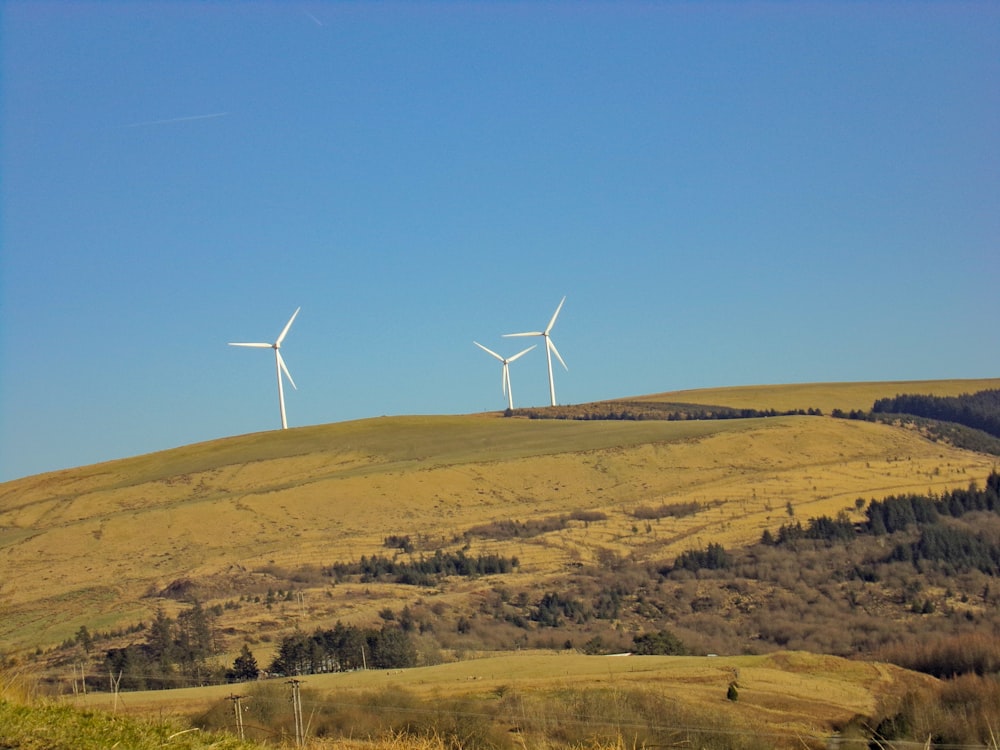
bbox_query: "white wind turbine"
[503,296,567,407]
[474,342,536,411]
[229,307,300,430]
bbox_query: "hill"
[0,379,994,653]
[3,378,1000,746]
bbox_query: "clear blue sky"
[1,1,997,482]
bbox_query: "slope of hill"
[2,378,998,659]
[634,377,1000,413]
[66,650,933,748]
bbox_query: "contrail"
[125,112,229,128]
[304,10,324,26]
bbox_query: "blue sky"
[1,1,997,482]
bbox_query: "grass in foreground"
[0,697,690,750]
[0,700,264,750]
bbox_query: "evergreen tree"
[177,601,213,664]
[368,626,418,669]
[146,608,176,669]
[229,644,259,682]
[75,625,93,654]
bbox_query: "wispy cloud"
[124,112,230,128]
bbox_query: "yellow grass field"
[70,649,932,746]
[1,379,997,655]
[2,378,999,747]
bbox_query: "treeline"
[268,622,416,676]
[513,403,823,422]
[485,587,630,630]
[325,549,519,586]
[831,388,1000,455]
[873,389,1000,439]
[764,471,1000,575]
[104,603,218,690]
[761,512,856,546]
[878,632,1000,679]
[671,542,732,572]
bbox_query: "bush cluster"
[325,549,519,585]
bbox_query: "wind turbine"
[229,307,300,430]
[474,342,536,411]
[503,296,567,407]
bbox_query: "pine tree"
[146,608,176,667]
[75,625,93,654]
[230,644,259,681]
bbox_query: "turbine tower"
[474,342,536,411]
[229,307,300,429]
[503,296,567,407]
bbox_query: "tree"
[176,600,215,681]
[75,625,93,654]
[105,645,152,691]
[229,644,259,682]
[146,608,176,669]
[368,626,417,669]
[177,601,213,663]
[269,632,310,676]
[632,629,686,655]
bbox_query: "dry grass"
[1,380,998,654]
[633,377,1000,413]
[69,650,932,748]
[0,665,41,705]
[5,378,999,747]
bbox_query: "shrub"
[631,501,703,520]
[632,629,686,655]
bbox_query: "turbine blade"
[502,331,542,338]
[277,350,297,390]
[276,306,300,346]
[545,296,566,334]
[548,338,568,370]
[507,344,536,362]
[229,342,272,348]
[502,364,510,396]
[474,341,504,362]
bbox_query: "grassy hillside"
[635,377,1000,413]
[4,378,1000,747]
[2,379,998,656]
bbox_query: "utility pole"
[228,694,246,741]
[287,679,304,746]
[109,670,122,713]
